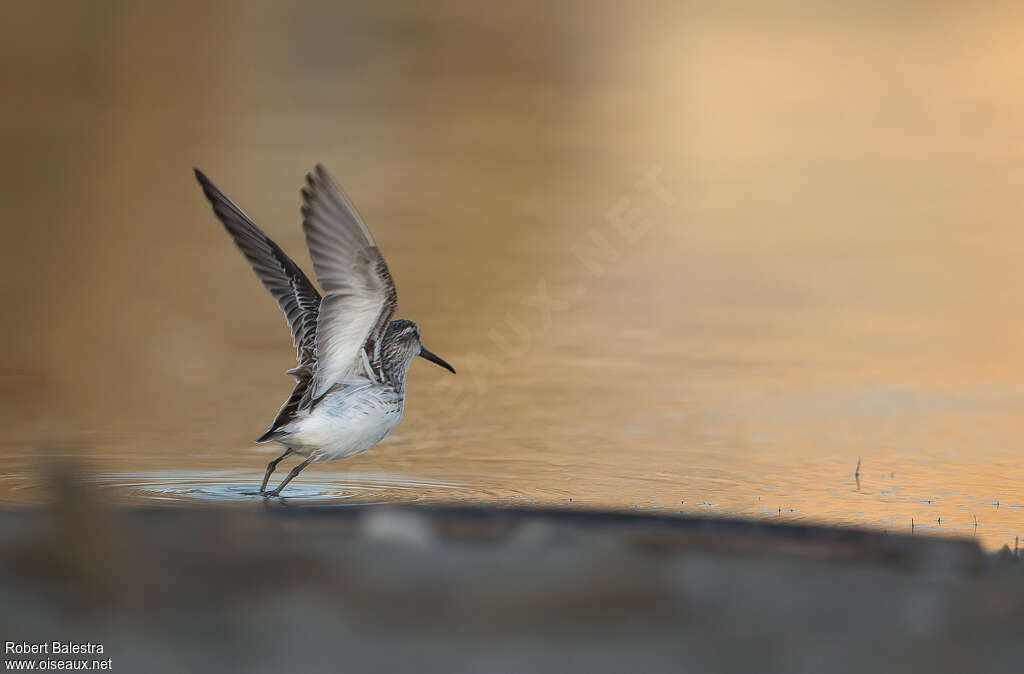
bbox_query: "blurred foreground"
[1,474,1021,673]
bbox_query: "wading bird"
[195,166,455,496]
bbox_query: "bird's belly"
[284,388,404,462]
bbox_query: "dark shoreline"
[1,494,1020,673]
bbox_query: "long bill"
[419,346,456,374]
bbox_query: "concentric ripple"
[0,469,466,505]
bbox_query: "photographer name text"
[6,643,103,656]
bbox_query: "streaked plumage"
[194,165,455,496]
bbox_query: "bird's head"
[384,319,456,374]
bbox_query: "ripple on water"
[69,470,468,504]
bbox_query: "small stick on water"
[1015,536,1019,558]
[911,518,914,534]
[972,513,978,534]
[855,458,861,478]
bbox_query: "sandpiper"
[194,165,455,497]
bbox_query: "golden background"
[2,1,1022,548]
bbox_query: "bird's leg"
[260,448,294,494]
[264,458,313,497]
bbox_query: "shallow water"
[2,1,1023,550]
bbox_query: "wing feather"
[194,169,322,364]
[195,169,324,439]
[301,165,398,402]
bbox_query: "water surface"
[2,1,1023,550]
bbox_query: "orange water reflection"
[2,1,1022,549]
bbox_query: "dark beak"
[419,346,456,374]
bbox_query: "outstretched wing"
[194,169,322,366]
[301,165,398,402]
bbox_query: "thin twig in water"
[855,458,861,478]
[911,518,914,534]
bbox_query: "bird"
[194,165,456,497]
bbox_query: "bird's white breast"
[281,384,405,462]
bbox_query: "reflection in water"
[2,1,1023,550]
